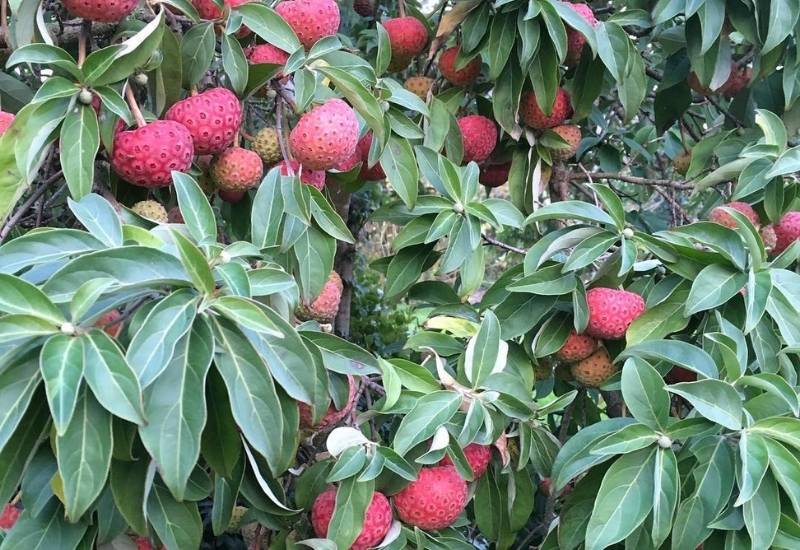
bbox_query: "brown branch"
[0,176,59,241]
[482,233,526,255]
[77,20,91,67]
[569,171,691,190]
[125,84,147,128]
[274,91,294,173]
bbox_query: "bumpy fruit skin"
[247,43,290,70]
[63,0,137,22]
[774,211,800,254]
[252,127,282,164]
[479,162,511,188]
[665,367,697,383]
[357,133,385,180]
[520,88,572,129]
[673,151,691,175]
[312,489,392,550]
[353,0,374,16]
[192,0,249,19]
[290,99,359,170]
[440,443,492,478]
[132,200,168,223]
[278,159,326,190]
[164,88,241,155]
[111,121,194,188]
[458,115,497,164]
[404,76,434,100]
[571,348,615,387]
[384,16,428,70]
[556,330,598,362]
[298,374,356,429]
[394,466,468,531]
[275,0,340,49]
[565,3,598,65]
[438,46,481,87]
[0,111,15,135]
[96,309,123,338]
[296,271,343,323]
[709,201,760,229]
[550,124,581,160]
[0,504,20,530]
[585,287,645,340]
[212,147,264,192]
[761,224,777,253]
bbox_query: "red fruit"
[192,0,249,19]
[479,162,510,188]
[247,43,290,73]
[439,443,492,478]
[0,504,20,530]
[96,309,123,338]
[394,466,468,531]
[720,67,752,98]
[564,3,598,65]
[164,87,242,155]
[298,374,356,429]
[63,0,137,22]
[0,112,15,135]
[111,121,194,188]
[774,211,800,254]
[289,99,359,170]
[666,367,697,383]
[458,115,497,164]
[312,488,392,550]
[570,348,615,387]
[211,147,264,192]
[357,133,385,180]
[556,330,598,362]
[384,16,428,70]
[277,160,326,190]
[353,0,374,17]
[550,124,581,161]
[296,271,343,323]
[438,46,481,87]
[275,0,340,49]
[585,287,645,340]
[520,88,572,129]
[538,477,552,496]
[708,201,760,229]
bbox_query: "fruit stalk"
[125,83,147,128]
[274,89,294,173]
[77,20,91,67]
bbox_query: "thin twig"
[482,233,526,255]
[77,20,91,67]
[570,171,691,190]
[0,180,55,241]
[706,94,744,128]
[125,84,147,128]
[274,92,294,174]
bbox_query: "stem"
[706,94,745,128]
[0,179,55,241]
[77,20,91,67]
[274,91,294,173]
[398,0,406,17]
[125,84,147,128]
[571,171,691,189]
[482,233,526,255]
[0,0,8,48]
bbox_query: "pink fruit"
[246,43,290,74]
[774,211,800,254]
[96,309,123,338]
[439,443,492,478]
[564,3,598,65]
[384,16,428,70]
[556,330,598,362]
[0,504,20,530]
[311,488,392,550]
[585,287,645,340]
[63,0,137,22]
[164,87,242,155]
[211,146,264,191]
[479,162,511,188]
[277,159,326,190]
[550,124,581,160]
[394,466,468,531]
[570,348,615,387]
[296,271,343,323]
[289,99,359,170]
[111,121,194,188]
[458,115,497,164]
[191,0,249,19]
[708,202,760,229]
[520,88,572,129]
[0,112,15,135]
[275,0,340,49]
[298,374,356,429]
[356,133,385,180]
[438,46,481,86]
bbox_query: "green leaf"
[251,169,284,248]
[385,244,436,299]
[620,357,670,431]
[380,135,419,209]
[762,0,799,54]
[201,369,241,478]
[393,391,462,456]
[235,3,301,53]
[59,105,100,200]
[0,501,88,550]
[139,318,213,501]
[56,389,112,522]
[590,423,659,455]
[526,200,617,227]
[83,330,145,425]
[584,448,656,550]
[212,296,282,336]
[181,22,216,87]
[6,44,81,79]
[486,12,516,79]
[374,23,390,76]
[0,229,103,275]
[325,477,375,549]
[221,34,248,95]
[147,482,203,550]
[0,399,49,505]
[40,334,84,435]
[667,380,742,430]
[87,14,166,87]
[68,193,123,248]
[327,446,367,482]
[651,448,679,548]
[765,439,800,520]
[735,431,769,506]
[308,188,355,244]
[751,417,800,451]
[0,354,42,453]
[294,224,336,301]
[0,274,64,324]
[618,340,718,379]
[539,0,567,63]
[109,459,148,535]
[172,172,217,245]
[743,470,780,548]
[736,374,799,416]
[464,310,505,387]
[685,264,746,315]
[172,231,215,294]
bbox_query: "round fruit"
[0,111,15,136]
[458,115,497,164]
[251,127,282,164]
[708,202,760,229]
[211,147,264,192]
[296,271,343,323]
[247,43,290,72]
[111,121,194,188]
[570,348,616,387]
[277,159,326,190]
[192,0,249,19]
[479,162,511,188]
[688,64,752,98]
[131,200,168,223]
[356,133,385,180]
[275,0,340,49]
[289,99,359,170]
[556,330,598,362]
[384,16,428,70]
[63,0,137,22]
[298,374,356,429]
[95,309,124,338]
[585,287,645,340]
[404,75,434,100]
[164,87,242,155]
[438,46,481,87]
[550,124,581,161]
[673,151,691,175]
[440,443,492,478]
[520,88,572,129]
[564,2,598,65]
[394,466,468,531]
[311,488,392,550]
[0,504,20,530]
[774,211,800,254]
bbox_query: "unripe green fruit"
[657,435,673,449]
[78,88,94,105]
[134,73,149,86]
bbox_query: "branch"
[482,233,526,255]
[0,177,57,241]
[569,171,691,190]
[706,94,744,128]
